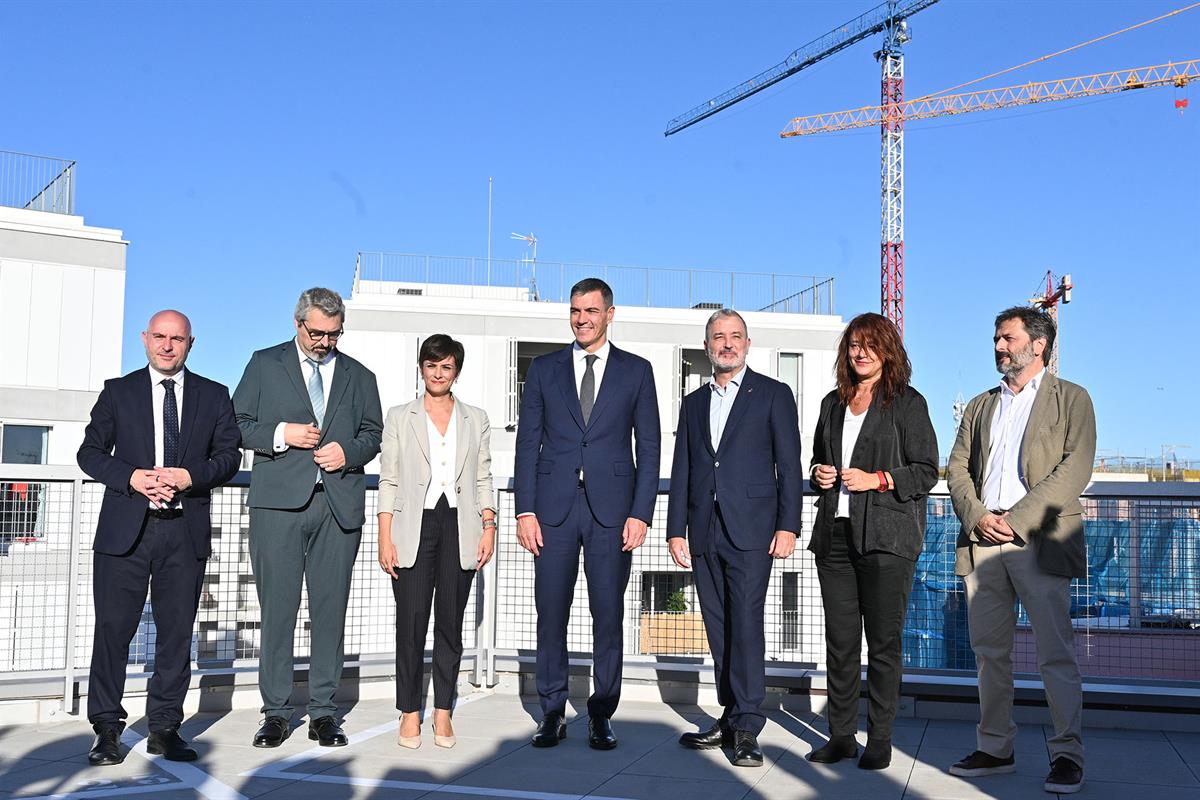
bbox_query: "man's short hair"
[705,308,748,340]
[995,305,1056,365]
[295,287,345,323]
[569,278,614,308]
[418,333,466,371]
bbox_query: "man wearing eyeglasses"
[233,287,383,749]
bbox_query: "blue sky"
[4,0,1197,459]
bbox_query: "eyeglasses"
[300,321,343,342]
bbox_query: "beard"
[708,348,744,374]
[995,342,1037,378]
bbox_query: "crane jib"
[663,0,940,136]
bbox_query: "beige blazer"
[946,372,1096,579]
[378,397,495,570]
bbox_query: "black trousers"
[391,495,475,712]
[815,518,916,741]
[692,504,773,735]
[89,514,205,732]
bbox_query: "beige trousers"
[964,539,1084,767]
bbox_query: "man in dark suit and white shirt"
[233,288,383,749]
[514,277,660,750]
[77,310,241,765]
[667,309,803,767]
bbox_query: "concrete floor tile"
[916,718,1048,756]
[587,773,754,800]
[445,764,612,796]
[0,758,180,797]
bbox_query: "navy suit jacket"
[77,367,242,558]
[514,343,660,529]
[666,367,803,552]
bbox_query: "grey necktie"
[580,354,598,425]
[306,358,325,428]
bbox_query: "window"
[1,425,49,464]
[781,571,801,650]
[778,352,803,432]
[640,571,696,612]
[507,340,568,428]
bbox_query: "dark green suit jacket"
[233,340,383,530]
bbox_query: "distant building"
[0,152,127,466]
[342,251,844,476]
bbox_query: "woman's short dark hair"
[418,334,465,371]
[835,312,912,407]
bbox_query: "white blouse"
[423,404,459,510]
[837,405,867,519]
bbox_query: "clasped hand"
[975,511,1016,544]
[131,467,192,507]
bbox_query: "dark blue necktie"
[162,379,179,468]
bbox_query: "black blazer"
[77,367,242,558]
[666,368,803,552]
[808,385,938,561]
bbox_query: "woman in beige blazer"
[378,334,496,749]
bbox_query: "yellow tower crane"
[780,59,1199,137]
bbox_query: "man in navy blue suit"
[514,278,660,750]
[667,309,803,767]
[77,310,241,766]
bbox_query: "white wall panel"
[58,267,95,391]
[88,268,125,389]
[0,260,33,386]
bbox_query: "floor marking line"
[238,689,492,778]
[126,732,250,800]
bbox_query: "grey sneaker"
[1044,757,1083,794]
[949,750,1016,777]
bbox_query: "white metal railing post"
[56,477,86,717]
[482,486,500,687]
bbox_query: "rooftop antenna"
[510,232,539,301]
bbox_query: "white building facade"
[0,153,127,467]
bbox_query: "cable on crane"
[912,1,1200,101]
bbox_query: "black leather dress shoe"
[531,712,566,747]
[858,738,891,770]
[308,716,348,747]
[679,721,732,750]
[88,725,124,766]
[147,728,198,762]
[808,733,859,764]
[253,716,291,748]
[732,730,764,767]
[588,717,618,750]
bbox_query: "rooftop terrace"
[354,252,836,315]
[0,151,75,216]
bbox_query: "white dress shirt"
[424,403,459,509]
[273,339,337,451]
[981,368,1046,511]
[708,365,746,452]
[836,405,867,518]
[573,339,610,398]
[148,365,184,508]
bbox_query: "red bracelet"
[875,471,889,492]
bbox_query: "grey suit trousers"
[250,489,361,719]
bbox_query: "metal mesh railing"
[0,151,75,214]
[354,252,836,315]
[1,470,1198,710]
